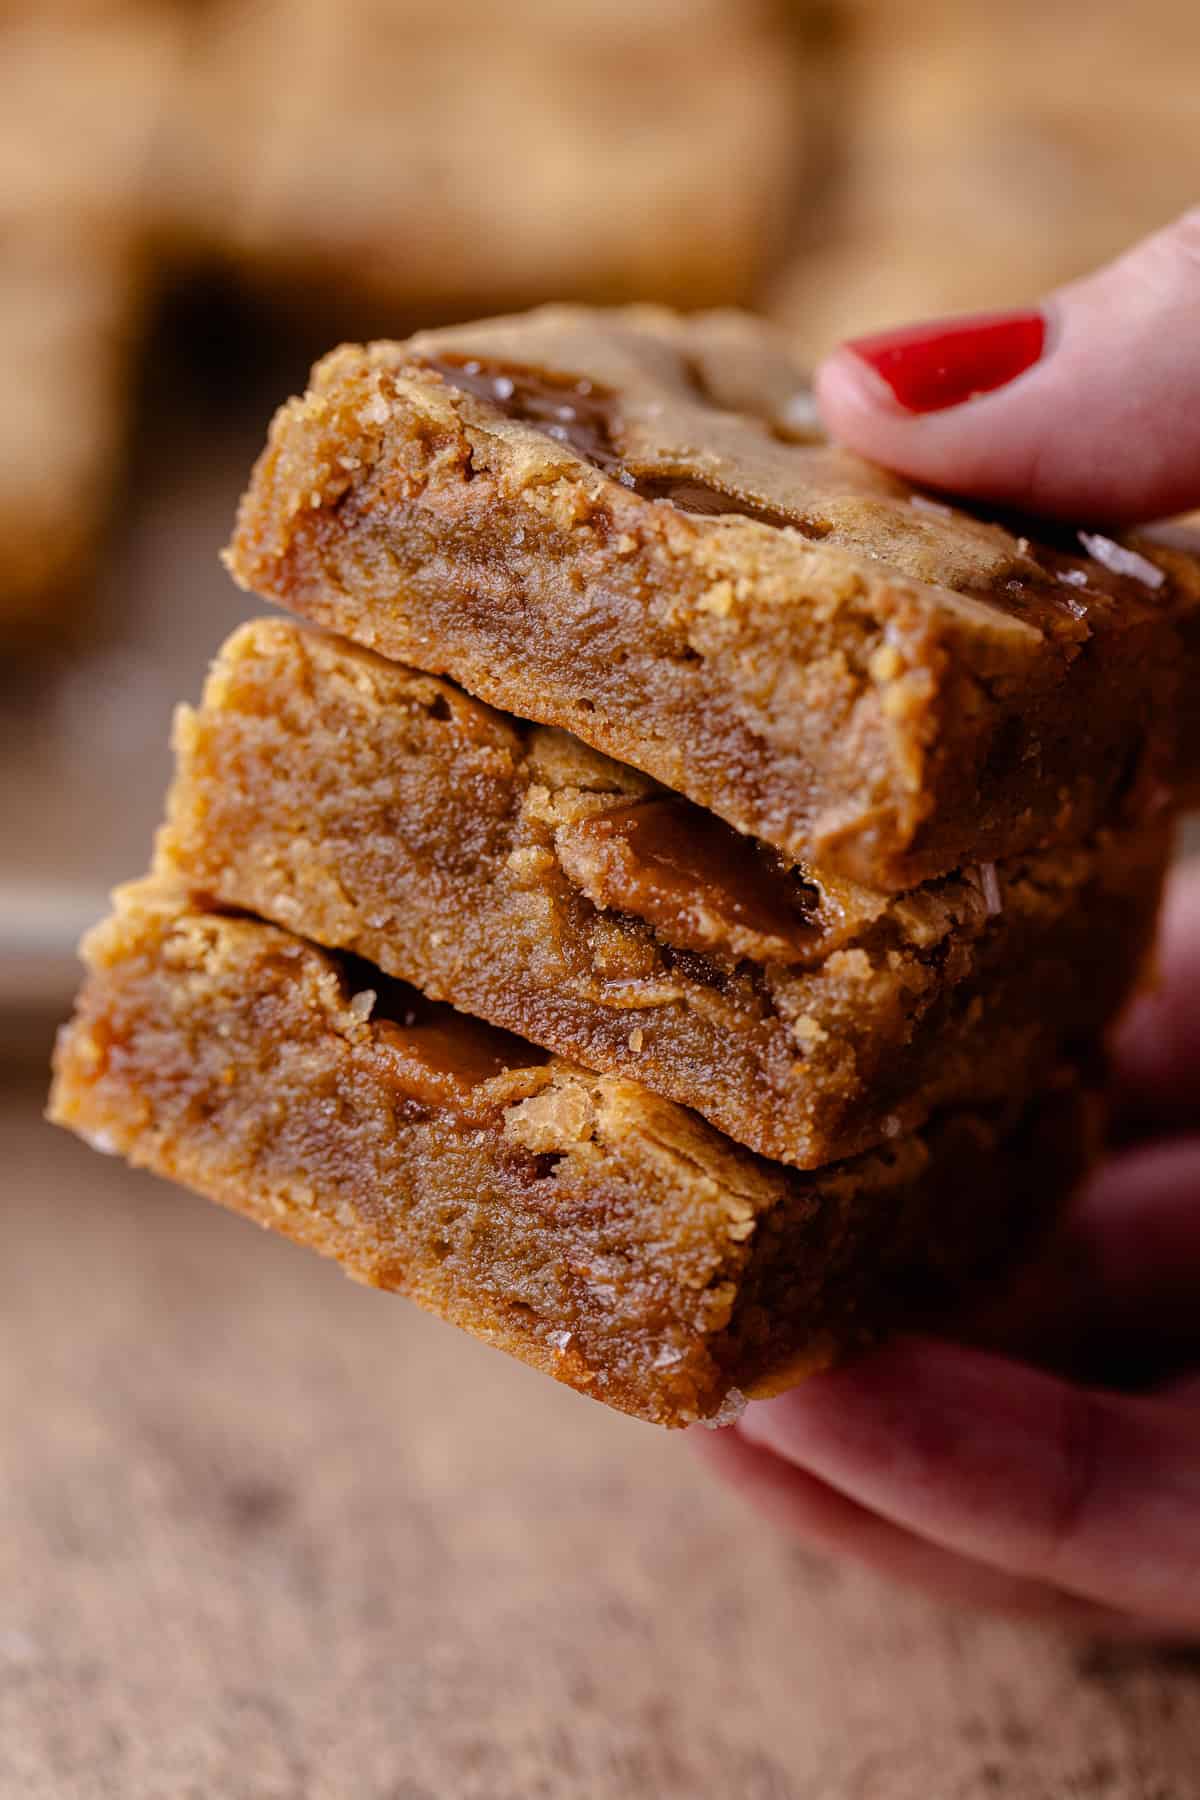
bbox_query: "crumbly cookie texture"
[156,618,1167,1169]
[49,882,1097,1428]
[226,305,1198,891]
[165,0,808,313]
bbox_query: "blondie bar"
[0,236,144,638]
[156,618,1167,1169]
[49,882,1096,1427]
[0,3,179,634]
[227,306,1194,890]
[773,0,1200,358]
[169,0,808,315]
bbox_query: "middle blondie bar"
[156,618,1166,1170]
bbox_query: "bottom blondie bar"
[49,883,1097,1427]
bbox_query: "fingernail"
[844,310,1047,414]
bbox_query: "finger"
[738,1338,1200,1631]
[1078,1139,1200,1346]
[693,1428,1133,1633]
[1112,859,1200,1128]
[815,210,1200,522]
[963,1136,1200,1368]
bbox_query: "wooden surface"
[3,1072,1198,1799]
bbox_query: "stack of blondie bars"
[51,309,1200,1426]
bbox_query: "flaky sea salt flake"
[1078,532,1165,590]
[700,1387,747,1430]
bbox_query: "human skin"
[697,862,1200,1636]
[696,212,1200,1636]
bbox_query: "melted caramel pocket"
[419,355,626,474]
[556,798,819,965]
[420,356,809,532]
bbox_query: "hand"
[814,206,1200,523]
[696,213,1200,1637]
[698,869,1200,1635]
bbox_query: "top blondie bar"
[228,306,1198,890]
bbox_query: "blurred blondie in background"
[1,0,1196,1011]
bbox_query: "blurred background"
[2,4,1199,1791]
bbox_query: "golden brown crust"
[156,618,1167,1169]
[226,305,1196,889]
[49,883,1097,1427]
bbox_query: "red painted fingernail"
[845,310,1047,413]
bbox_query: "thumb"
[815,209,1200,524]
